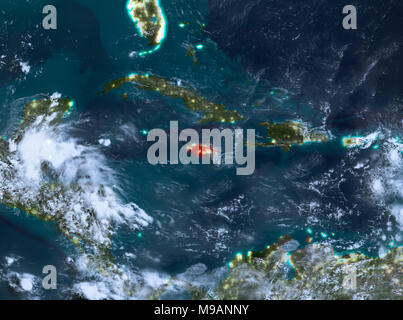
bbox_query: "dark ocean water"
[0,0,401,299]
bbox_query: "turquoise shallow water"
[0,0,401,299]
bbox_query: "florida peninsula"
[127,0,166,46]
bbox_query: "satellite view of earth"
[0,0,402,300]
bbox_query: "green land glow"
[102,73,244,123]
[126,0,167,56]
